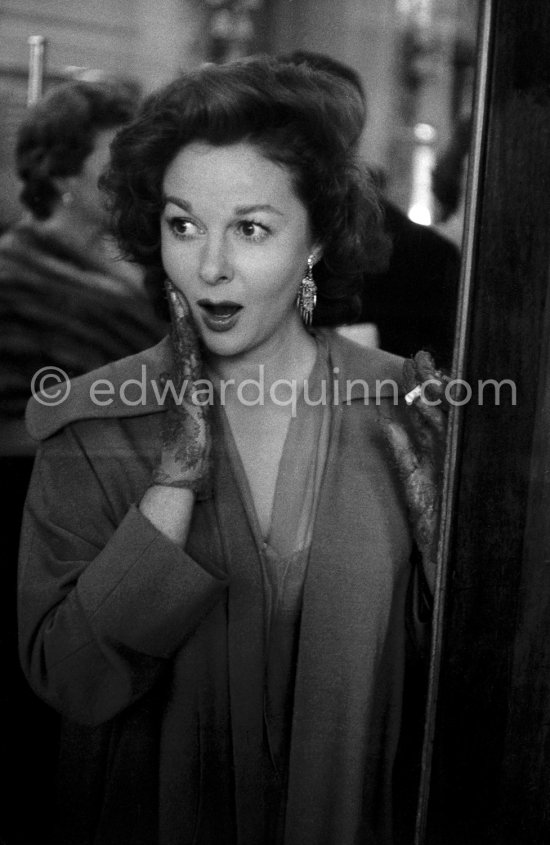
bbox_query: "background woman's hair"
[16,79,140,220]
[104,55,390,324]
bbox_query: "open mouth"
[199,301,241,317]
[197,300,242,318]
[197,299,243,330]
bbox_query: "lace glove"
[151,279,212,499]
[379,350,450,592]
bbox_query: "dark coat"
[19,330,427,845]
[359,201,461,369]
[0,219,166,419]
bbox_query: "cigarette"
[404,384,422,405]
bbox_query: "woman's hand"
[140,281,212,545]
[380,351,450,592]
[151,279,212,497]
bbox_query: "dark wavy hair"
[103,56,390,324]
[16,79,139,220]
[278,50,367,147]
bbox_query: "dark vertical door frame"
[417,0,550,843]
[414,1,495,841]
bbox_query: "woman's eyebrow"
[162,195,192,212]
[233,204,283,216]
[162,198,284,217]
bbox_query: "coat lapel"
[284,364,412,844]
[210,412,268,844]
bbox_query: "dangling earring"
[296,254,317,326]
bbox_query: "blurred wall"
[267,0,478,214]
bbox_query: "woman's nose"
[198,236,233,285]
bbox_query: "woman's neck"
[205,320,317,400]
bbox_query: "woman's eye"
[166,217,201,238]
[236,220,269,241]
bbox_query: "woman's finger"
[410,403,448,446]
[164,279,202,384]
[379,415,422,480]
[402,353,450,447]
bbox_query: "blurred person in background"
[0,78,166,439]
[432,115,472,249]
[0,78,166,845]
[280,51,461,371]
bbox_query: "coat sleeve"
[18,424,229,727]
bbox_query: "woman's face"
[160,141,319,361]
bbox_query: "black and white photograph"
[1,2,549,844]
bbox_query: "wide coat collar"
[26,329,406,442]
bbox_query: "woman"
[19,57,443,845]
[0,78,166,426]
